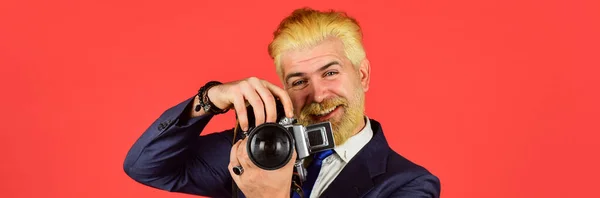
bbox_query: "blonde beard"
[296,90,365,146]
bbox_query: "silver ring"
[232,165,244,175]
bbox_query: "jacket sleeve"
[123,95,239,197]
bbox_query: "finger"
[263,81,294,118]
[233,93,249,131]
[228,140,244,186]
[236,138,254,169]
[249,78,277,123]
[230,139,243,166]
[240,81,265,127]
[229,139,243,173]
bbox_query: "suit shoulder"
[376,149,439,184]
[387,151,429,173]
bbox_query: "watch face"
[203,104,211,112]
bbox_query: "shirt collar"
[333,116,374,163]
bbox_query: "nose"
[310,80,332,103]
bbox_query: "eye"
[292,79,307,87]
[324,71,338,77]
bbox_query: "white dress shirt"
[309,116,374,198]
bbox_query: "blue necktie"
[292,149,334,198]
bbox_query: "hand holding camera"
[204,77,335,197]
[226,80,335,182]
[201,77,295,197]
[229,134,297,198]
[205,77,295,131]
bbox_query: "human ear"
[358,58,371,92]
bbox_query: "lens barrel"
[246,123,295,170]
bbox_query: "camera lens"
[246,123,294,170]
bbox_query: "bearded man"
[124,7,441,198]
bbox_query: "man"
[123,7,441,198]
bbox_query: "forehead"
[280,38,347,74]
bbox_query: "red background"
[1,0,599,197]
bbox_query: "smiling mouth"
[310,105,342,121]
[315,105,337,116]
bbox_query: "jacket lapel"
[319,119,390,198]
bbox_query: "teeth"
[315,106,337,116]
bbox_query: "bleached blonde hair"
[268,7,366,82]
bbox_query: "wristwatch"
[195,81,229,114]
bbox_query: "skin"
[281,38,371,146]
[189,37,371,198]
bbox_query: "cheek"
[330,80,350,99]
[288,93,305,114]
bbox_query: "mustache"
[300,97,348,115]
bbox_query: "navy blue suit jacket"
[123,96,441,197]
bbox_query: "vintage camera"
[235,98,335,182]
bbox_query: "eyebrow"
[285,61,340,83]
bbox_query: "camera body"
[278,117,335,160]
[236,98,335,181]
